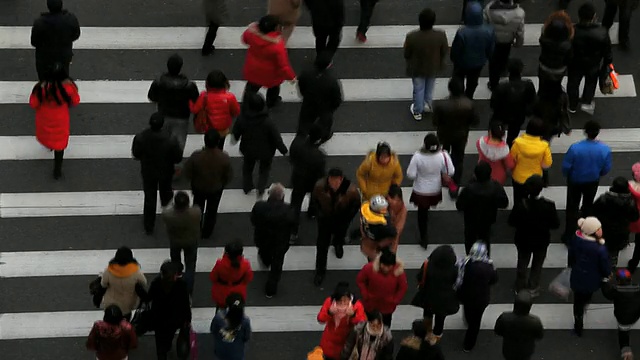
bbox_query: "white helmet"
[369,195,388,213]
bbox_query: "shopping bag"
[177,325,191,360]
[193,93,209,134]
[189,327,198,360]
[441,151,458,193]
[600,64,619,95]
[549,268,572,301]
[131,301,153,336]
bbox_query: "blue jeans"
[412,77,435,114]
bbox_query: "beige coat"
[101,263,147,315]
[268,0,302,25]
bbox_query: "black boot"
[574,316,583,337]
[313,272,325,286]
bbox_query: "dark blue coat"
[568,232,610,294]
[451,2,496,69]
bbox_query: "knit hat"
[578,217,604,244]
[632,163,640,182]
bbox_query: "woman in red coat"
[241,15,296,108]
[189,70,240,150]
[317,282,366,360]
[29,64,80,179]
[356,249,408,327]
[209,240,254,309]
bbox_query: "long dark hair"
[31,63,75,106]
[225,240,244,269]
[109,246,138,266]
[225,293,245,329]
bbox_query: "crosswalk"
[0,1,638,359]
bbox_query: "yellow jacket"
[510,134,553,184]
[356,151,403,201]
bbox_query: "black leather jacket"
[148,74,199,119]
[571,22,613,71]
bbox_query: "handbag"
[131,301,153,336]
[549,268,572,301]
[193,93,209,134]
[599,63,619,95]
[410,260,429,307]
[89,276,106,308]
[441,151,458,192]
[176,325,191,359]
[189,326,198,360]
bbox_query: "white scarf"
[359,323,383,360]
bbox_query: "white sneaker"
[580,102,595,115]
[423,103,433,113]
[410,104,422,121]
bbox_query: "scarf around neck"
[454,242,492,290]
[360,323,383,360]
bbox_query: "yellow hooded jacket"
[510,134,553,184]
[356,151,403,201]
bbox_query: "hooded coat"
[317,296,366,359]
[476,136,515,184]
[509,134,552,184]
[494,292,544,360]
[30,8,80,65]
[289,135,327,191]
[356,255,408,314]
[100,263,147,316]
[593,190,639,252]
[483,0,525,46]
[189,88,240,133]
[568,231,610,293]
[86,319,138,360]
[312,177,361,219]
[241,23,296,88]
[538,17,573,74]
[232,105,288,160]
[451,2,496,69]
[297,65,343,132]
[455,171,509,227]
[412,246,460,316]
[209,254,254,308]
[508,195,560,251]
[602,279,640,326]
[490,77,537,125]
[29,81,80,151]
[148,73,199,119]
[131,128,183,178]
[356,151,404,201]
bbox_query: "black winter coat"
[395,336,445,360]
[251,198,296,254]
[538,35,572,71]
[132,129,183,178]
[455,179,509,226]
[494,293,544,360]
[457,260,498,308]
[433,97,478,142]
[31,10,80,64]
[148,74,199,119]
[571,23,613,71]
[232,107,288,160]
[303,0,345,28]
[412,246,460,316]
[297,67,343,132]
[508,196,560,251]
[145,277,192,330]
[593,191,640,251]
[533,90,571,138]
[289,135,327,191]
[490,77,537,125]
[602,280,640,326]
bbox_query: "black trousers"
[203,22,219,48]
[441,137,467,185]
[511,180,527,206]
[244,82,281,107]
[154,326,179,360]
[567,65,599,110]
[573,291,593,317]
[417,207,430,245]
[256,235,289,296]
[628,233,640,272]
[602,0,634,43]
[357,0,379,35]
[193,189,224,239]
[515,247,547,291]
[315,217,350,274]
[505,118,526,148]
[453,66,483,100]
[489,43,512,89]
[170,244,198,294]
[464,223,491,255]
[563,181,599,243]
[243,156,273,195]
[290,182,317,236]
[619,328,631,349]
[424,310,447,336]
[54,149,64,174]
[36,60,70,80]
[143,174,174,232]
[463,304,487,350]
[312,25,342,56]
[217,135,226,151]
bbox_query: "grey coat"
[483,0,525,46]
[203,0,229,24]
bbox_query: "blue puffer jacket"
[451,2,496,69]
[568,232,610,294]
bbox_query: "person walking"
[411,245,460,341]
[602,269,640,360]
[456,162,509,254]
[341,311,394,360]
[29,64,80,179]
[209,240,254,310]
[568,3,613,114]
[451,1,495,99]
[201,0,229,55]
[148,54,199,165]
[356,249,408,327]
[86,305,138,360]
[509,175,560,296]
[456,241,498,352]
[100,247,147,321]
[359,195,398,261]
[404,8,448,120]
[489,59,537,147]
[386,184,407,254]
[627,163,640,273]
[210,293,252,360]
[297,51,343,142]
[145,261,192,360]
[407,134,455,248]
[162,191,202,294]
[538,11,573,93]
[311,168,361,286]
[476,122,515,185]
[356,0,381,43]
[242,15,296,108]
[30,0,80,79]
[494,291,544,360]
[268,0,302,43]
[433,78,478,195]
[183,130,233,239]
[568,217,611,336]
[509,117,552,205]
[593,177,640,270]
[561,120,612,244]
[132,113,183,235]
[356,142,404,202]
[189,70,240,150]
[533,76,572,143]
[232,92,288,197]
[317,282,367,360]
[303,0,345,56]
[288,125,327,244]
[251,183,296,298]
[395,320,444,360]
[483,0,525,91]
[602,0,638,51]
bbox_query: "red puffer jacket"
[189,89,240,133]
[209,254,254,308]
[317,297,366,359]
[29,81,80,151]
[242,24,296,88]
[356,255,408,314]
